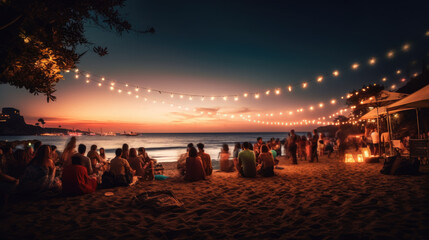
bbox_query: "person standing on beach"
[288,130,298,164]
[310,129,319,162]
[197,143,213,176]
[238,142,256,177]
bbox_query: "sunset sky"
[1,1,428,133]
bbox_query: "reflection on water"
[0,132,308,162]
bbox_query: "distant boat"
[101,132,116,136]
[67,131,83,136]
[121,131,139,136]
[40,133,64,136]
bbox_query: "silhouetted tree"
[345,84,384,118]
[37,118,45,128]
[0,0,154,101]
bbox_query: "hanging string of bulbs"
[65,30,429,103]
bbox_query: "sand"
[1,156,428,240]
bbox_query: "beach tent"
[359,90,408,155]
[386,84,429,139]
[360,107,411,120]
[386,84,429,111]
[361,90,408,105]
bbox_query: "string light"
[86,80,90,83]
[118,89,122,93]
[170,94,174,98]
[211,96,215,101]
[288,86,292,92]
[223,96,228,101]
[382,77,387,82]
[101,77,105,81]
[396,70,401,74]
[332,70,339,77]
[387,50,394,58]
[319,103,324,108]
[317,76,323,82]
[98,83,102,87]
[189,96,193,100]
[110,86,114,91]
[75,75,79,79]
[234,96,239,101]
[351,63,359,70]
[302,82,308,88]
[275,89,281,95]
[402,43,410,51]
[254,93,260,99]
[147,89,152,93]
[86,74,90,78]
[369,57,376,65]
[265,90,270,95]
[135,88,139,92]
[243,93,248,97]
[331,99,336,104]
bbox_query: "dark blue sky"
[1,0,428,131]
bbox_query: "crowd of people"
[0,137,157,211]
[1,129,351,211]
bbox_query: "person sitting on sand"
[73,144,93,175]
[219,143,234,172]
[233,142,241,170]
[60,137,77,167]
[106,148,135,187]
[50,145,60,164]
[253,137,264,158]
[177,143,194,175]
[121,143,129,160]
[137,147,155,180]
[19,145,61,193]
[197,143,212,176]
[99,148,106,160]
[257,145,275,177]
[62,156,97,196]
[237,142,256,178]
[184,147,206,181]
[127,148,145,177]
[87,145,106,169]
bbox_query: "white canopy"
[361,90,408,105]
[387,84,429,111]
[360,107,411,120]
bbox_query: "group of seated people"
[177,139,279,182]
[0,137,156,210]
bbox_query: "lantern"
[345,154,355,163]
[361,148,370,158]
[356,154,364,163]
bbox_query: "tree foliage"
[0,0,154,101]
[345,84,384,118]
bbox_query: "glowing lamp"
[265,90,270,95]
[361,148,370,158]
[352,63,359,69]
[402,43,410,51]
[288,86,292,92]
[275,89,281,95]
[332,70,339,77]
[223,96,227,101]
[345,154,355,163]
[86,74,90,78]
[302,82,308,88]
[387,51,394,58]
[369,57,376,65]
[234,97,239,101]
[243,93,248,97]
[382,77,387,82]
[211,96,215,101]
[317,76,323,82]
[254,93,260,99]
[396,70,401,74]
[357,154,364,163]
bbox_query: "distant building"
[0,108,25,125]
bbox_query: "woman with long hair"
[60,137,77,167]
[219,143,234,172]
[121,143,129,160]
[19,145,60,193]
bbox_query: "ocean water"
[0,132,308,162]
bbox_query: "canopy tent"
[387,84,429,111]
[361,90,408,105]
[360,107,411,120]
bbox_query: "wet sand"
[1,156,428,239]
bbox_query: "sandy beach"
[1,156,428,240]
